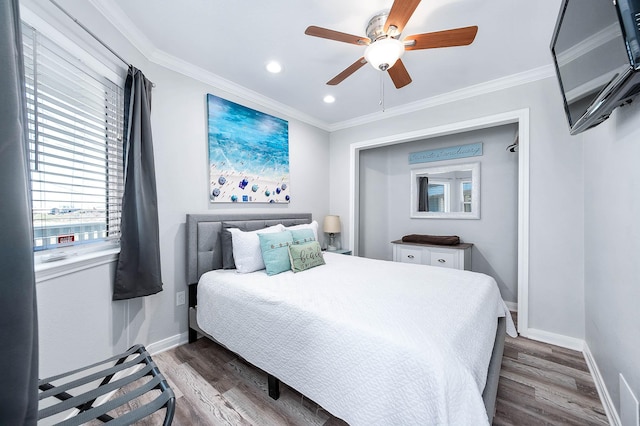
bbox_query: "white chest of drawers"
[391,240,473,271]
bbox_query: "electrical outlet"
[620,373,639,426]
[176,291,185,306]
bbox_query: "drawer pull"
[437,259,446,263]
[407,255,415,259]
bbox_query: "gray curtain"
[0,0,39,423]
[418,176,429,212]
[113,67,163,300]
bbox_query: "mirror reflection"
[410,162,480,219]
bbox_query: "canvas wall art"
[207,94,290,203]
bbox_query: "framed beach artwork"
[206,94,290,203]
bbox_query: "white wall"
[330,77,586,340]
[582,102,640,419]
[27,1,331,377]
[358,124,519,303]
[147,60,331,344]
[37,262,126,377]
[26,3,640,420]
[358,148,390,256]
[25,4,638,417]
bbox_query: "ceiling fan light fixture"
[364,37,405,71]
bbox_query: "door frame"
[348,108,529,333]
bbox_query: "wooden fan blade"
[384,0,421,35]
[305,26,370,46]
[404,26,478,50]
[327,57,368,85]
[388,58,412,89]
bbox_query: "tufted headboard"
[186,213,312,285]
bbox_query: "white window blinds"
[22,23,125,251]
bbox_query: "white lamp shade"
[323,215,341,234]
[364,38,405,71]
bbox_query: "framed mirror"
[410,162,480,219]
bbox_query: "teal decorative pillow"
[288,241,325,273]
[290,228,316,245]
[285,220,319,241]
[259,231,293,275]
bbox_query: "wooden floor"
[98,319,609,425]
[494,333,608,425]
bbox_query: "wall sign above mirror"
[409,142,483,164]
[410,162,480,219]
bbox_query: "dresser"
[391,240,473,271]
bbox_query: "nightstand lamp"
[323,215,341,251]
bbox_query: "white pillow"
[229,224,284,273]
[286,220,319,241]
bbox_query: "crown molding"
[88,0,330,131]
[328,65,555,131]
[91,1,554,133]
[88,0,157,59]
[149,49,329,130]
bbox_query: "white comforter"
[197,252,516,425]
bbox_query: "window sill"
[35,247,120,283]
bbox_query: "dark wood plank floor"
[95,317,609,425]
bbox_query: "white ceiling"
[97,0,562,129]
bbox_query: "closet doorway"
[348,109,530,334]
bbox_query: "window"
[22,23,124,253]
[461,180,472,212]
[427,180,450,213]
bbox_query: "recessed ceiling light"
[266,61,282,74]
[323,95,335,104]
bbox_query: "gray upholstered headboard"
[186,213,312,285]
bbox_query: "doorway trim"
[348,108,529,334]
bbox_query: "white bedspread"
[197,253,516,425]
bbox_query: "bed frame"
[185,213,506,423]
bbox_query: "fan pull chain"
[379,72,386,112]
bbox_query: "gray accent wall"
[27,1,331,378]
[24,1,638,419]
[583,101,640,419]
[358,125,519,304]
[330,77,586,341]
[37,63,331,379]
[332,75,640,419]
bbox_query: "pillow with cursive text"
[288,241,325,273]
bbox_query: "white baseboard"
[146,332,189,356]
[584,343,621,426]
[522,327,584,351]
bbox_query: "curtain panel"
[113,67,163,300]
[0,0,39,423]
[418,176,429,212]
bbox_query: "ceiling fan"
[304,0,478,89]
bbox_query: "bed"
[186,213,516,425]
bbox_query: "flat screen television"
[551,0,640,135]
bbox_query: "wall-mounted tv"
[551,0,640,135]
